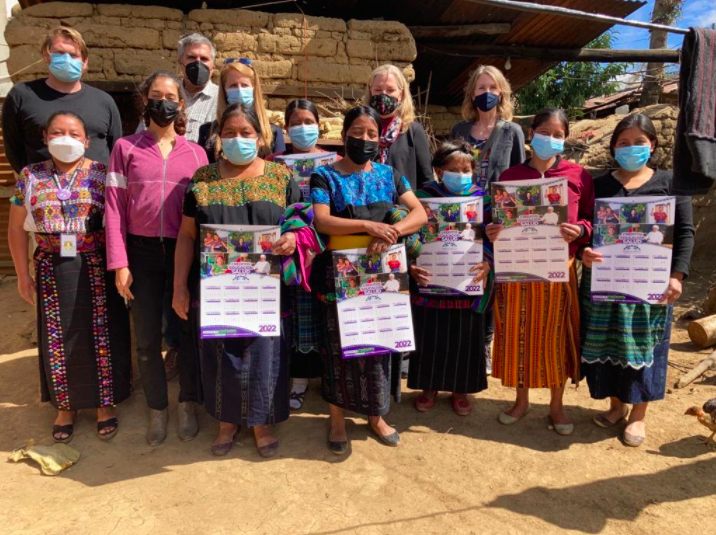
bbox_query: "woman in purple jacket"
[105,70,208,446]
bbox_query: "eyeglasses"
[223,57,253,67]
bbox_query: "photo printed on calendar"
[416,196,485,296]
[491,177,569,283]
[274,152,339,200]
[199,224,282,338]
[590,196,675,305]
[333,244,416,358]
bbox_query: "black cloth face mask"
[148,99,180,127]
[345,136,379,165]
[370,93,400,116]
[185,60,211,87]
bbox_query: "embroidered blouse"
[11,160,107,235]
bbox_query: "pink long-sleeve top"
[105,131,208,270]
[497,158,595,257]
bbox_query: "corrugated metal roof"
[17,0,646,105]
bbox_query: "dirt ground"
[1,266,715,535]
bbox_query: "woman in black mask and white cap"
[310,106,427,453]
[364,64,433,190]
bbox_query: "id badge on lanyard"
[53,160,84,259]
[60,234,77,257]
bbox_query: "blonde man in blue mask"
[2,27,121,173]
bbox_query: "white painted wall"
[0,0,20,96]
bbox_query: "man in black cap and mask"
[136,33,217,144]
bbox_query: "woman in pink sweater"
[105,70,208,446]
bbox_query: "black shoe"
[327,428,348,455]
[368,424,401,447]
[97,417,119,441]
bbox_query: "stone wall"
[5,1,417,131]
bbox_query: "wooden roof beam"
[408,23,511,39]
[421,44,681,63]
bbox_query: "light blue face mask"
[226,87,254,107]
[288,124,319,151]
[614,145,651,172]
[442,171,474,195]
[531,133,564,160]
[48,53,83,83]
[221,137,258,165]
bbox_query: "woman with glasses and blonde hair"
[197,58,285,162]
[364,64,433,190]
[450,65,525,193]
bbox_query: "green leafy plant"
[516,31,631,118]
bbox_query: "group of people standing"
[5,26,693,457]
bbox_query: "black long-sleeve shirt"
[386,121,433,190]
[592,169,694,277]
[2,79,122,172]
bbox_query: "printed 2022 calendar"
[416,196,484,296]
[274,152,338,200]
[199,224,282,338]
[491,177,569,283]
[590,196,675,305]
[333,244,416,358]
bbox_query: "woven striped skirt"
[492,261,580,389]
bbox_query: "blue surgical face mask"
[48,53,83,83]
[226,87,254,107]
[442,171,474,195]
[531,133,564,160]
[221,137,258,165]
[614,145,651,172]
[288,124,319,151]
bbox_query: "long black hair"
[214,103,262,160]
[609,113,658,158]
[342,105,381,135]
[531,108,570,137]
[285,98,319,126]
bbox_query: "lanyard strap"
[51,159,85,199]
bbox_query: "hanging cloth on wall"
[673,27,716,195]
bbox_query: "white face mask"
[48,136,86,163]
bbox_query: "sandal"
[52,410,77,444]
[414,390,438,412]
[289,389,307,411]
[451,395,473,416]
[97,417,119,441]
[212,427,239,456]
[593,408,628,429]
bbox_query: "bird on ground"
[685,397,716,449]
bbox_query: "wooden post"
[419,43,681,63]
[675,351,716,388]
[688,314,716,348]
[409,23,511,38]
[640,0,683,107]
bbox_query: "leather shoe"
[178,401,199,442]
[369,424,400,447]
[146,408,168,446]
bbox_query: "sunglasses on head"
[224,57,253,67]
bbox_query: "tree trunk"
[640,0,675,107]
[688,314,716,348]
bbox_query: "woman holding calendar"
[579,113,694,448]
[173,103,305,458]
[486,108,594,436]
[310,105,426,454]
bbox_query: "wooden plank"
[422,43,680,63]
[409,23,511,38]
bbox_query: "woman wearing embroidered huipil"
[310,106,427,454]
[173,103,305,458]
[8,111,131,443]
[580,114,694,447]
